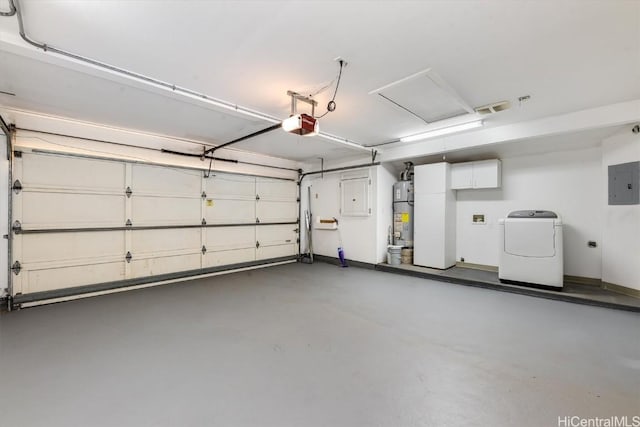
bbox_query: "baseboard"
[602,282,640,298]
[456,263,606,289]
[313,255,377,270]
[564,275,602,287]
[455,262,498,272]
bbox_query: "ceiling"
[0,0,638,162]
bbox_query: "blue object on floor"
[338,247,348,268]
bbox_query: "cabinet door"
[450,163,473,189]
[341,178,370,216]
[472,160,501,189]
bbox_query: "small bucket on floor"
[387,245,403,265]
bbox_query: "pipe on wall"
[7,0,280,127]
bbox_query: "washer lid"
[508,210,558,218]
[504,219,557,257]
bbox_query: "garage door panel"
[22,261,126,294]
[257,201,297,223]
[205,199,256,224]
[21,231,125,263]
[256,224,297,246]
[132,196,201,225]
[206,174,255,197]
[204,248,256,268]
[12,149,298,303]
[130,253,201,279]
[256,244,296,260]
[131,228,201,254]
[132,164,201,196]
[22,192,125,228]
[256,178,297,200]
[205,226,255,251]
[21,153,125,191]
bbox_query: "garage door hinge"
[202,218,207,225]
[256,217,260,224]
[13,151,21,158]
[125,219,132,227]
[296,197,300,202]
[256,194,260,201]
[201,245,207,254]
[256,241,260,249]
[201,191,207,199]
[12,179,22,194]
[296,238,300,243]
[125,187,132,198]
[12,220,21,233]
[125,252,132,263]
[294,228,299,233]
[11,261,21,275]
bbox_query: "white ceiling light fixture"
[400,120,484,143]
[317,133,373,152]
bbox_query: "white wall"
[456,147,603,279]
[601,128,640,290]
[305,166,377,264]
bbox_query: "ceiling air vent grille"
[475,100,511,115]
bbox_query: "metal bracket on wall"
[11,261,21,275]
[12,179,22,194]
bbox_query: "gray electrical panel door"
[608,161,639,205]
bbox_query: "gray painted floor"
[1,262,639,427]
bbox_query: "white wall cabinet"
[451,159,501,189]
[413,163,456,269]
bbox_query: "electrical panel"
[608,161,639,205]
[340,177,370,216]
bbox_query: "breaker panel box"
[608,161,639,205]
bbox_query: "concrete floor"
[1,263,639,427]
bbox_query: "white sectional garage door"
[10,151,298,305]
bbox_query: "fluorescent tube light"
[316,133,372,151]
[400,120,483,143]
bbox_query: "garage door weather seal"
[12,256,297,307]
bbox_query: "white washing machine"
[499,210,564,289]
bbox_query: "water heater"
[393,163,414,247]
